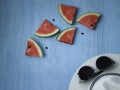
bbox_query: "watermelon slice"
[35,20,59,37]
[58,4,77,24]
[57,27,76,44]
[77,12,100,30]
[25,39,43,57]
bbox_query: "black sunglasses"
[77,56,115,81]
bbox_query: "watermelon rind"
[35,29,59,38]
[77,12,100,22]
[28,39,43,57]
[58,4,73,25]
[57,27,76,41]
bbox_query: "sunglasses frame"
[77,56,115,82]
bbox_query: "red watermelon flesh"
[35,20,59,37]
[57,28,76,44]
[59,4,77,24]
[77,13,100,30]
[25,39,43,57]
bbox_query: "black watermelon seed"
[28,46,31,48]
[96,56,115,70]
[78,66,94,80]
[81,32,84,35]
[52,19,55,21]
[45,47,48,49]
[90,24,94,27]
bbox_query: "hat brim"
[69,54,120,90]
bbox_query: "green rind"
[57,27,76,41]
[77,12,100,22]
[28,39,43,57]
[58,4,72,25]
[35,29,59,38]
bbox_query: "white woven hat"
[69,54,120,90]
[90,73,120,90]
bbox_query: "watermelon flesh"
[35,20,59,37]
[25,39,43,57]
[57,27,76,44]
[58,4,77,24]
[77,13,100,30]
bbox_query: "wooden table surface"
[0,0,120,90]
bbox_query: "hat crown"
[91,75,120,90]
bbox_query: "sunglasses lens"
[96,56,115,70]
[78,66,94,80]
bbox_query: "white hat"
[69,54,120,90]
[90,73,120,90]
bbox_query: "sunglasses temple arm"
[93,70,103,77]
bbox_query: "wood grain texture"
[0,0,120,90]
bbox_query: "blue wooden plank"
[0,0,120,90]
